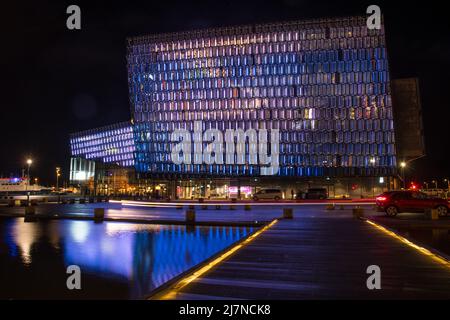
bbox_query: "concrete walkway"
[163,217,450,299]
[0,202,379,224]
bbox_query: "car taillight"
[376,196,387,201]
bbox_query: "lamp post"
[26,159,32,186]
[397,155,425,190]
[444,179,449,199]
[370,157,376,196]
[26,159,32,205]
[400,161,406,189]
[432,180,438,189]
[56,167,61,191]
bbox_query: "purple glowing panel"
[70,122,135,167]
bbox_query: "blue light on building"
[126,16,396,177]
[70,122,135,167]
[70,16,398,181]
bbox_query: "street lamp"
[56,167,61,191]
[400,161,406,189]
[432,180,438,189]
[26,159,32,205]
[26,159,33,188]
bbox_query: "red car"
[376,190,450,217]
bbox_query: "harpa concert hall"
[69,16,424,200]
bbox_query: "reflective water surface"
[0,218,253,299]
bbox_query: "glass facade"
[70,122,135,167]
[69,157,95,182]
[127,16,397,178]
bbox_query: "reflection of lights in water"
[64,222,253,296]
[65,223,135,278]
[3,218,253,298]
[48,221,61,250]
[154,221,276,300]
[100,238,115,254]
[105,222,161,236]
[70,221,90,243]
[12,220,40,266]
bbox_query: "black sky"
[2,0,450,185]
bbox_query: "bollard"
[25,206,36,215]
[188,204,195,210]
[283,208,293,219]
[24,206,37,222]
[339,204,345,210]
[79,198,86,204]
[426,208,439,220]
[94,208,105,222]
[185,209,196,224]
[352,206,364,218]
[215,205,221,210]
[176,205,183,210]
[69,199,75,204]
[326,203,335,210]
[244,204,251,211]
[431,209,439,220]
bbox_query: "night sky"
[3,0,450,185]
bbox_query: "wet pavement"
[0,202,380,223]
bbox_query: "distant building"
[391,78,425,162]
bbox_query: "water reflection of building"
[2,219,252,298]
[131,225,253,297]
[9,219,60,265]
[69,17,425,199]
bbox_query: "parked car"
[253,188,282,201]
[375,190,450,217]
[307,188,328,199]
[298,188,328,200]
